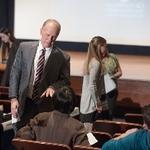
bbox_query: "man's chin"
[44,44,52,48]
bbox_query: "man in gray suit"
[9,19,70,130]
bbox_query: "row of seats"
[1,119,142,149]
[124,113,143,125]
[0,86,9,100]
[93,119,143,137]
[0,87,12,150]
[12,138,100,150]
[0,86,144,149]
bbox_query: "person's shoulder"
[19,41,38,47]
[35,112,49,119]
[68,116,85,129]
[109,53,119,62]
[90,58,100,68]
[53,46,70,59]
[91,57,100,64]
[136,128,150,136]
[109,53,117,58]
[133,129,150,149]
[33,112,50,125]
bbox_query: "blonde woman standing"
[80,36,106,132]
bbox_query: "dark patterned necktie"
[32,49,46,101]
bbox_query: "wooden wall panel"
[71,76,150,111]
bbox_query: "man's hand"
[11,98,19,118]
[41,87,55,97]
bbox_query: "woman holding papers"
[100,38,122,120]
[80,36,105,132]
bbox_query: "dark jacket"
[16,111,89,149]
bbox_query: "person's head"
[40,19,61,48]
[142,104,150,130]
[97,36,108,58]
[0,27,15,43]
[89,36,106,59]
[83,36,105,74]
[52,86,76,114]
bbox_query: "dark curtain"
[0,0,14,33]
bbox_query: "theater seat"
[74,145,100,150]
[0,99,11,113]
[0,123,3,150]
[0,86,9,99]
[92,131,112,148]
[0,122,14,150]
[12,138,71,150]
[124,113,143,125]
[93,119,142,136]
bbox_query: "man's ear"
[40,28,42,36]
[8,33,11,37]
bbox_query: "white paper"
[0,105,4,112]
[12,115,20,124]
[70,107,79,117]
[87,132,98,145]
[104,73,116,94]
[2,120,13,131]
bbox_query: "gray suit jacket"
[9,41,70,116]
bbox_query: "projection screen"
[14,0,150,46]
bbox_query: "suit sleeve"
[9,44,22,99]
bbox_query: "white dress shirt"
[27,41,52,98]
[33,41,52,83]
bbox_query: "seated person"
[15,86,90,148]
[102,104,150,150]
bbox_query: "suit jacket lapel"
[27,43,38,76]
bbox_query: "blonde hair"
[83,36,106,75]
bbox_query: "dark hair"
[0,27,15,42]
[52,86,76,114]
[142,104,150,128]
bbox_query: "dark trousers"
[106,89,118,119]
[97,89,118,120]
